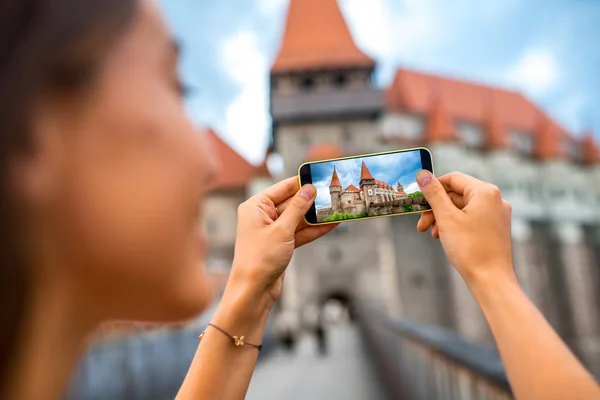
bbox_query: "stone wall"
[368,196,428,217]
[317,207,334,220]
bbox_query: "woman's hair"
[0,0,136,389]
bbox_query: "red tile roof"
[387,68,574,156]
[425,95,458,142]
[306,143,344,161]
[582,132,600,165]
[360,161,375,181]
[271,0,375,73]
[534,116,567,160]
[204,129,259,192]
[330,167,342,187]
[345,184,360,193]
[484,92,509,149]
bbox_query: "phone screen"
[299,148,433,225]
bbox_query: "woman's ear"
[12,106,72,209]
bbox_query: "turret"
[359,161,377,210]
[329,166,343,212]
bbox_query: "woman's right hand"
[415,171,515,286]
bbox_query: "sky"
[158,0,600,165]
[311,150,422,208]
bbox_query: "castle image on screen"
[311,151,431,223]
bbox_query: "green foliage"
[408,191,423,198]
[403,205,414,212]
[323,211,369,222]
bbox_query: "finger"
[295,223,339,248]
[417,192,465,232]
[417,211,435,232]
[438,172,484,197]
[448,192,466,210]
[275,198,311,232]
[416,170,457,220]
[262,177,300,205]
[432,223,440,239]
[277,184,317,231]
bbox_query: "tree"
[408,191,423,198]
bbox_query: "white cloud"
[316,187,331,208]
[405,182,420,194]
[341,0,444,83]
[220,30,270,164]
[258,0,288,16]
[506,49,560,96]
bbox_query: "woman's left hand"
[227,177,338,310]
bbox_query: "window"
[549,187,567,199]
[300,76,314,91]
[509,130,534,154]
[342,126,352,146]
[333,73,347,88]
[368,190,373,196]
[457,122,483,148]
[380,113,423,139]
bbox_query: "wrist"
[464,263,520,301]
[211,283,271,345]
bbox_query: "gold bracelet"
[199,323,263,351]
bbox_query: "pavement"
[246,324,388,400]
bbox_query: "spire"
[582,131,600,165]
[329,167,341,188]
[271,0,375,73]
[425,95,458,143]
[484,90,508,149]
[397,182,406,195]
[360,161,375,181]
[534,115,566,160]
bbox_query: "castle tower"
[329,166,343,212]
[270,0,382,173]
[359,161,377,210]
[397,182,407,198]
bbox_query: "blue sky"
[310,150,422,208]
[158,0,600,165]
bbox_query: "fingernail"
[417,170,432,187]
[300,185,316,201]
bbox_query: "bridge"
[67,303,514,400]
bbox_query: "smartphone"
[298,147,434,225]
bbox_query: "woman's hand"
[228,177,338,310]
[415,171,515,286]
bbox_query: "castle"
[317,161,429,220]
[201,0,600,377]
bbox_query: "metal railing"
[357,306,513,400]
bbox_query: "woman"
[0,1,598,399]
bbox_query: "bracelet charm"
[199,323,262,351]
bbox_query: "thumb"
[277,184,316,230]
[416,170,456,219]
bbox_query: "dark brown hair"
[0,0,136,391]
